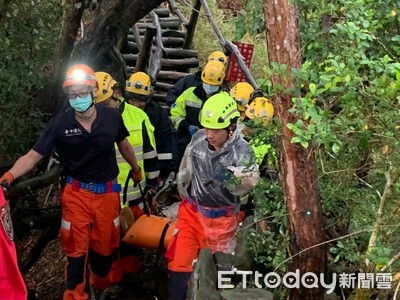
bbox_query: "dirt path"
[19,235,169,300]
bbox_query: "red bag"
[0,188,27,300]
[225,41,254,82]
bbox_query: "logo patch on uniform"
[64,128,82,137]
[1,202,13,241]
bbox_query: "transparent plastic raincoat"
[177,128,260,210]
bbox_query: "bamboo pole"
[199,0,258,88]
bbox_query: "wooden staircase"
[121,3,201,105]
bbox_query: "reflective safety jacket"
[251,140,271,166]
[144,100,177,180]
[165,71,202,107]
[116,101,159,205]
[170,85,209,133]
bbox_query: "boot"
[90,284,107,300]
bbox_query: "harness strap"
[154,222,170,267]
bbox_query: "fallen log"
[163,48,198,59]
[151,92,167,103]
[160,57,199,71]
[122,53,138,65]
[154,7,170,18]
[155,81,174,92]
[124,41,139,54]
[157,70,189,81]
[129,28,186,38]
[127,35,185,48]
[136,18,181,30]
[5,163,61,200]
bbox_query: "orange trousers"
[166,198,239,273]
[103,204,144,286]
[0,189,27,300]
[60,184,120,300]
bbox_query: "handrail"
[167,0,189,27]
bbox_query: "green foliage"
[233,0,265,40]
[233,0,400,295]
[0,1,62,160]
[249,179,288,270]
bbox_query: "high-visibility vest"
[116,102,159,206]
[170,87,204,130]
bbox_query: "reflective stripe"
[132,145,143,153]
[185,100,202,108]
[146,170,160,179]
[143,149,157,159]
[116,153,143,164]
[113,217,120,227]
[61,219,71,230]
[173,116,184,125]
[158,153,173,160]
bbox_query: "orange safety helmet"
[63,64,97,90]
[245,97,274,126]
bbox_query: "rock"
[214,251,234,271]
[188,247,221,300]
[220,288,274,300]
[233,216,254,270]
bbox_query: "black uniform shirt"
[33,105,129,183]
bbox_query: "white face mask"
[202,83,219,94]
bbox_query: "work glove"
[131,167,143,185]
[188,125,199,136]
[0,171,14,188]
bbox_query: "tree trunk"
[263,1,326,299]
[72,0,164,69]
[46,0,164,113]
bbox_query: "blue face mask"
[202,83,219,95]
[69,94,93,112]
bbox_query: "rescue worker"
[0,64,143,300]
[93,71,159,297]
[165,50,228,107]
[230,81,254,116]
[243,96,277,178]
[165,92,260,299]
[125,71,177,183]
[94,71,159,212]
[0,187,27,300]
[170,60,226,165]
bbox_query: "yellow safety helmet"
[126,72,151,98]
[94,72,117,103]
[200,92,240,129]
[230,82,254,112]
[201,60,226,86]
[207,51,228,67]
[63,64,97,91]
[245,97,274,126]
